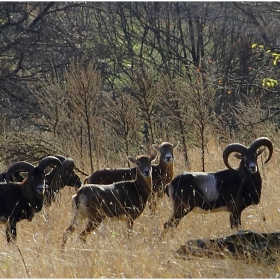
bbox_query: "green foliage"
[252,43,280,88]
[0,18,7,25]
[262,78,278,88]
[272,52,280,66]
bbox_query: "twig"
[14,243,30,278]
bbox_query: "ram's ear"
[150,153,157,162]
[127,156,136,165]
[152,144,160,152]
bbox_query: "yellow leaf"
[252,43,258,49]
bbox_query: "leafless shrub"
[230,99,277,145]
[103,94,142,159]
[157,74,191,168]
[183,71,216,171]
[35,72,69,138]
[126,69,160,146]
[0,131,63,166]
[63,57,103,172]
[159,68,217,171]
[34,57,103,173]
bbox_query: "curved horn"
[62,158,75,171]
[38,156,63,172]
[223,143,248,169]
[250,137,273,163]
[54,155,66,163]
[6,162,35,182]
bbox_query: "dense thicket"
[0,2,279,170]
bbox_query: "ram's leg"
[6,219,17,243]
[163,210,185,231]
[61,220,78,248]
[229,210,242,229]
[126,218,134,238]
[160,203,192,239]
[61,198,80,248]
[79,218,101,243]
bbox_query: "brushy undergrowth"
[0,138,280,278]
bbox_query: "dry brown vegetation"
[0,138,280,278]
[2,4,280,278]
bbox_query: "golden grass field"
[1,139,280,278]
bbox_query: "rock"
[175,230,280,263]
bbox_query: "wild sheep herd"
[0,137,274,253]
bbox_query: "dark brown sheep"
[62,153,156,248]
[162,137,273,237]
[0,156,62,242]
[84,141,179,214]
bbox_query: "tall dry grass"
[1,138,280,278]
